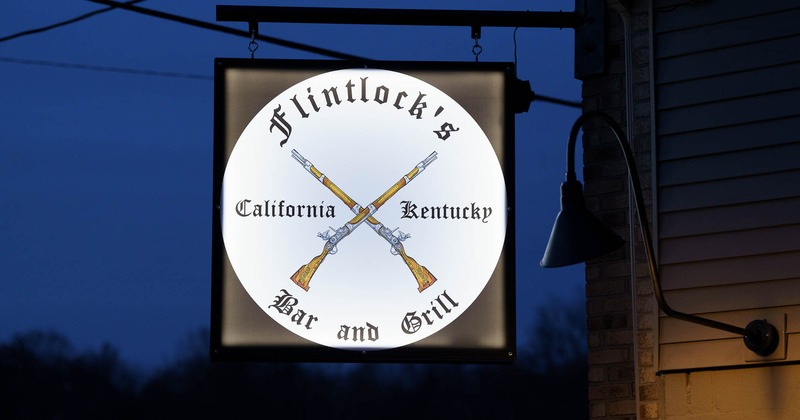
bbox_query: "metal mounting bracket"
[574,0,606,79]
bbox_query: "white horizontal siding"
[654,0,800,34]
[658,116,800,160]
[663,279,800,315]
[655,7,800,59]
[660,197,800,238]
[659,170,800,212]
[654,0,800,371]
[660,251,800,290]
[657,62,800,111]
[656,35,800,85]
[659,225,800,265]
[659,142,800,186]
[657,89,800,135]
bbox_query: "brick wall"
[581,1,658,419]
[663,366,800,419]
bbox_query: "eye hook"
[248,30,259,59]
[471,26,483,62]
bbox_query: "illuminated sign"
[212,60,515,362]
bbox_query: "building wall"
[653,0,800,373]
[583,1,653,417]
[664,366,800,419]
[582,1,800,419]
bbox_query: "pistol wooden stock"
[398,247,437,292]
[290,248,330,291]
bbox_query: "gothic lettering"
[399,200,418,219]
[360,77,369,103]
[345,79,356,103]
[433,122,460,141]
[401,291,459,335]
[289,95,309,119]
[393,91,408,109]
[268,289,298,315]
[374,85,389,104]
[321,86,342,107]
[235,199,335,219]
[338,322,380,342]
[306,87,321,113]
[268,105,292,147]
[399,201,493,223]
[408,92,427,119]
[266,75,456,146]
[269,289,319,329]
[291,309,318,330]
[401,311,422,334]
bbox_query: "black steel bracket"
[574,0,606,79]
[216,2,606,79]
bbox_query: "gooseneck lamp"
[541,110,780,357]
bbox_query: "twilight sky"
[0,0,584,370]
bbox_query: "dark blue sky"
[0,0,584,370]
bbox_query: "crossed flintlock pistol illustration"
[290,149,438,292]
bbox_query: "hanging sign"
[211,59,515,362]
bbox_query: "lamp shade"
[540,179,625,267]
[540,110,781,356]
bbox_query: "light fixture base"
[743,319,780,357]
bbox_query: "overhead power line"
[0,0,145,44]
[0,55,581,108]
[86,0,366,61]
[0,56,212,80]
[0,0,581,108]
[84,0,581,108]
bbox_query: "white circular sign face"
[221,68,506,351]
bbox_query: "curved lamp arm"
[557,110,780,357]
